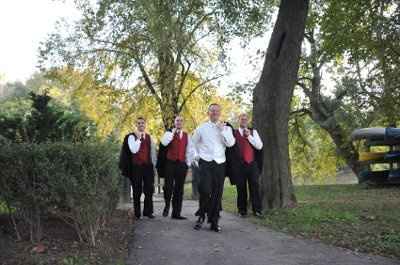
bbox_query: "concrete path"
[125,199,400,265]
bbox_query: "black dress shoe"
[210,223,221,233]
[239,212,247,218]
[145,214,155,219]
[253,211,263,218]
[194,216,204,230]
[172,215,187,220]
[162,207,169,217]
[135,215,141,220]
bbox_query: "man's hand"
[165,131,174,142]
[217,121,226,131]
[192,154,200,168]
[192,159,199,168]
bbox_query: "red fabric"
[234,129,254,164]
[166,131,188,162]
[132,134,151,165]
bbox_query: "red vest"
[234,129,255,164]
[132,133,151,165]
[166,131,188,162]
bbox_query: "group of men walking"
[119,103,264,232]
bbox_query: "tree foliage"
[295,0,400,175]
[0,76,96,143]
[40,0,271,128]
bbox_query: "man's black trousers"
[198,159,225,225]
[163,160,188,217]
[235,161,261,214]
[129,164,154,217]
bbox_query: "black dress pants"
[198,159,225,225]
[129,164,154,217]
[163,160,188,216]
[236,162,262,214]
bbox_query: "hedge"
[0,142,121,246]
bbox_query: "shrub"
[0,142,120,245]
[0,143,53,242]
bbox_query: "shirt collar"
[239,127,247,136]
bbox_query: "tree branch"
[136,59,162,106]
[290,108,311,117]
[176,58,192,100]
[178,74,223,113]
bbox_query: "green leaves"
[0,142,121,245]
[39,0,273,127]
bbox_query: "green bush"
[0,142,120,245]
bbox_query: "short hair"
[239,113,249,119]
[136,116,146,122]
[208,103,221,111]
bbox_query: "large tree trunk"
[253,0,309,209]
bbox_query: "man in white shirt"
[192,103,235,232]
[122,117,157,219]
[232,113,263,218]
[158,116,194,219]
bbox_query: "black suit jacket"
[156,129,173,178]
[225,125,264,185]
[119,133,154,178]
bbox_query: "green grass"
[185,183,400,258]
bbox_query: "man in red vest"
[159,116,194,219]
[233,113,263,217]
[119,117,157,219]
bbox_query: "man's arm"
[160,131,174,146]
[128,134,141,154]
[151,140,157,165]
[248,129,263,150]
[191,127,202,165]
[185,135,195,166]
[221,126,235,147]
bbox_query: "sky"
[0,0,273,94]
[0,1,79,82]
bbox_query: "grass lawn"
[185,182,400,258]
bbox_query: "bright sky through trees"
[0,0,334,95]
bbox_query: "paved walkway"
[124,199,400,265]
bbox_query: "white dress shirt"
[127,133,157,165]
[160,129,195,166]
[238,127,263,150]
[192,121,236,164]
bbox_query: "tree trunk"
[302,30,360,176]
[158,46,180,129]
[253,0,309,209]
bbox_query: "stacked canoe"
[351,127,400,184]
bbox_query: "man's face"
[174,116,184,130]
[239,114,249,128]
[136,119,146,132]
[208,104,221,122]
